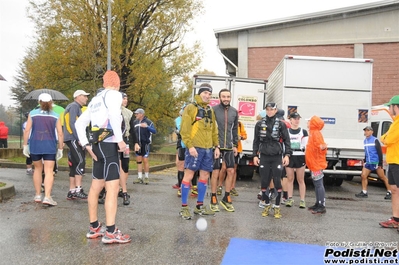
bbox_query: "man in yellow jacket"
[379,95,399,229]
[179,83,220,220]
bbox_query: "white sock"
[138,172,143,179]
[362,190,367,194]
[145,172,149,178]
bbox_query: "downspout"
[215,33,238,76]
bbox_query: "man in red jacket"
[0,121,9,148]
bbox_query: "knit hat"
[103,70,120,88]
[198,83,213,95]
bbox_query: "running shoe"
[118,189,124,198]
[123,193,130,205]
[34,195,42,203]
[180,206,192,220]
[102,228,131,244]
[190,186,198,197]
[355,191,368,198]
[26,169,33,175]
[259,200,267,208]
[261,204,272,217]
[311,205,326,214]
[299,200,306,209]
[230,188,239,196]
[42,196,57,206]
[209,203,220,212]
[281,198,288,205]
[308,203,319,211]
[143,177,149,185]
[194,205,215,216]
[217,186,222,195]
[285,199,294,207]
[86,222,105,239]
[220,200,235,212]
[66,191,75,200]
[133,178,143,184]
[172,183,180,189]
[74,189,88,200]
[384,191,392,200]
[274,207,282,219]
[379,217,399,228]
[177,189,181,197]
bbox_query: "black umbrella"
[23,88,69,101]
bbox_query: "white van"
[369,105,393,179]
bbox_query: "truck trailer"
[266,55,373,185]
[193,75,267,179]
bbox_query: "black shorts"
[92,142,120,181]
[136,142,150,157]
[213,150,235,170]
[177,147,186,161]
[387,164,399,187]
[66,140,86,177]
[287,155,306,169]
[119,152,129,173]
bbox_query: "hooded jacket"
[305,116,327,171]
[180,94,219,149]
[381,115,399,164]
[0,121,8,139]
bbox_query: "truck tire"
[237,165,254,180]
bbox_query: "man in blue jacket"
[355,126,391,199]
[132,108,156,184]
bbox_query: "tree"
[11,0,203,144]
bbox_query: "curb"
[0,182,16,202]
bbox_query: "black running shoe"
[74,189,88,199]
[67,191,75,200]
[308,203,319,211]
[118,189,124,198]
[355,191,368,198]
[123,193,130,205]
[311,205,326,214]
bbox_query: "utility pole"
[107,0,112,70]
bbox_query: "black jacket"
[252,115,292,157]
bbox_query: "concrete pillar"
[354,43,364,58]
[237,31,248,78]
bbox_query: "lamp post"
[107,0,112,70]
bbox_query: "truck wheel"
[237,165,254,180]
[333,178,344,186]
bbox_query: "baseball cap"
[265,102,277,109]
[289,112,302,119]
[385,95,399,106]
[73,90,90,98]
[363,126,373,131]
[38,93,52,102]
[134,108,145,114]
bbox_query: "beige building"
[215,0,399,105]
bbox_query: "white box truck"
[266,55,373,185]
[193,75,267,179]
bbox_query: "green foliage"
[11,0,204,135]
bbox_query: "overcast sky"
[0,0,382,107]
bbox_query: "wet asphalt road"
[0,166,397,265]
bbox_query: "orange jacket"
[305,116,327,171]
[237,121,247,153]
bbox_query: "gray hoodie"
[212,103,238,150]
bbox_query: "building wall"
[248,43,399,105]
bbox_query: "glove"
[23,145,30,158]
[56,149,63,160]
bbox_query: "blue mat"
[221,238,325,265]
